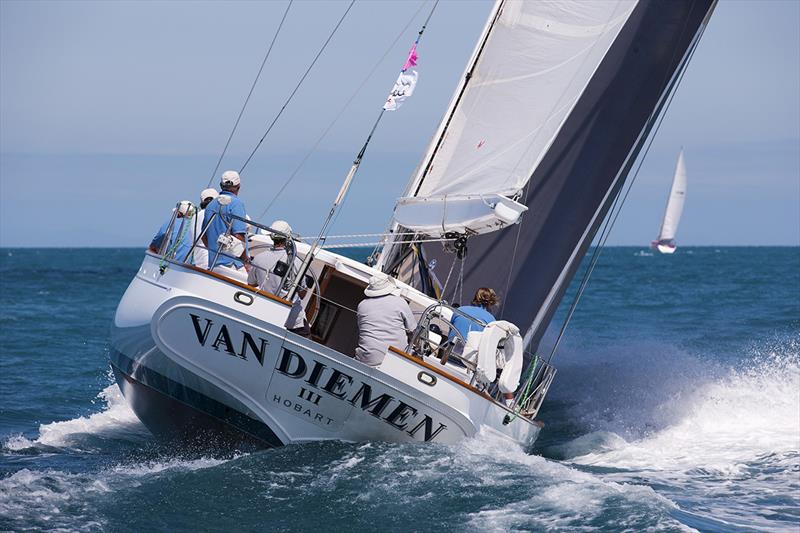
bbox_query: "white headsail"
[657,149,687,243]
[392,0,638,236]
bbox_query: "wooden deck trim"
[387,346,543,428]
[176,261,293,307]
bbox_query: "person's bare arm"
[233,233,251,271]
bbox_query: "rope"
[321,237,455,249]
[206,0,293,187]
[256,1,429,220]
[440,255,457,300]
[325,231,421,239]
[545,13,705,365]
[158,215,193,273]
[504,354,539,424]
[239,0,356,173]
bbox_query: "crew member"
[450,287,515,407]
[193,188,218,269]
[202,170,249,282]
[451,287,499,339]
[247,220,310,335]
[355,274,417,366]
[148,200,195,261]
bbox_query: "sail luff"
[385,0,644,240]
[404,0,505,199]
[422,0,717,355]
[376,0,504,271]
[657,149,687,242]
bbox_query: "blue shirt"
[150,215,193,262]
[202,191,247,268]
[451,305,496,340]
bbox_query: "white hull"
[110,255,543,449]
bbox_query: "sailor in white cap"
[354,274,417,366]
[148,200,196,261]
[247,220,311,335]
[202,170,249,282]
[192,188,218,269]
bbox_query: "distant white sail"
[657,149,687,243]
[393,0,638,235]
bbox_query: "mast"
[288,1,438,299]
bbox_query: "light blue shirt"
[202,191,247,268]
[150,215,193,262]
[451,305,495,340]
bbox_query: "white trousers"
[212,264,248,283]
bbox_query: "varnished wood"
[388,346,543,428]
[179,262,293,307]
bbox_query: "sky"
[1,0,798,247]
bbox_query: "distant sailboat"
[652,149,687,254]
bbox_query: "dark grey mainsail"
[382,0,717,353]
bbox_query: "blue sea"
[1,247,798,532]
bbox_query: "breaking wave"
[545,335,800,530]
[3,385,146,452]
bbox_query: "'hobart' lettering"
[269,343,450,442]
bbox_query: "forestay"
[393,0,637,234]
[658,149,687,242]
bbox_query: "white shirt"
[248,246,307,330]
[192,208,208,268]
[355,294,417,366]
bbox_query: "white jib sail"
[393,0,638,235]
[658,149,687,242]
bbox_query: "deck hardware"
[417,371,437,387]
[234,291,254,306]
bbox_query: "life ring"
[475,321,523,393]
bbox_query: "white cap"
[364,274,400,298]
[200,188,218,202]
[248,234,273,257]
[220,170,241,187]
[270,220,292,236]
[177,200,194,217]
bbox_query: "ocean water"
[0,246,798,532]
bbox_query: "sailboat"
[651,149,687,254]
[110,0,716,449]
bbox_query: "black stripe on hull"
[111,355,283,450]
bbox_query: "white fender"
[461,330,483,366]
[497,330,524,394]
[475,323,507,386]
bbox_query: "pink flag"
[402,43,418,71]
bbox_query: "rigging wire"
[206,0,294,187]
[544,20,705,366]
[239,0,356,173]
[256,0,429,221]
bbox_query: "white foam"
[3,384,144,451]
[570,349,800,473]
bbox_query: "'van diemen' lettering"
[190,314,269,366]
[276,347,448,442]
